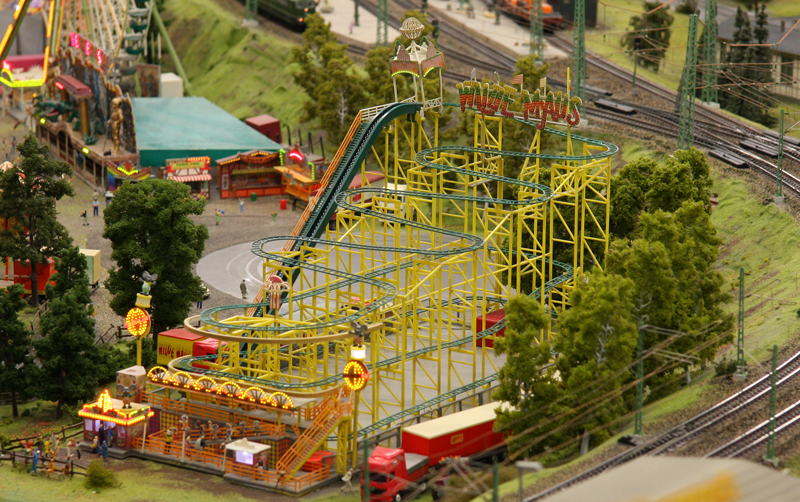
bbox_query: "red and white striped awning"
[168,173,212,183]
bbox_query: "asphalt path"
[197,239,288,300]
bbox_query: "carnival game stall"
[216,150,283,199]
[106,160,151,190]
[78,389,153,450]
[165,157,212,199]
[275,146,321,205]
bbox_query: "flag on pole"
[511,74,524,85]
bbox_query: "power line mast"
[530,0,544,61]
[377,0,388,46]
[701,0,718,105]
[572,0,586,113]
[243,0,258,27]
[734,267,748,382]
[677,13,699,150]
[764,344,779,467]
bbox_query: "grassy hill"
[160,0,308,127]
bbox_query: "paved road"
[197,239,288,301]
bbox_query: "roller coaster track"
[176,102,617,436]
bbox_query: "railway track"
[706,398,800,459]
[524,350,800,501]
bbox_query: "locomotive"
[499,0,566,31]
[255,0,318,29]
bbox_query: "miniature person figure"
[105,190,113,207]
[101,441,108,463]
[47,458,55,477]
[215,208,221,226]
[253,420,260,434]
[44,438,51,460]
[211,423,219,440]
[165,427,173,454]
[239,421,247,439]
[341,468,354,491]
[239,197,245,213]
[98,424,106,446]
[52,436,60,460]
[36,435,43,453]
[91,436,98,459]
[240,279,247,300]
[92,198,99,217]
[106,426,114,447]
[107,97,124,155]
[80,209,89,226]
[225,423,233,443]
[194,434,204,453]
[66,439,75,460]
[31,449,39,474]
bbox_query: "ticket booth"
[224,439,271,471]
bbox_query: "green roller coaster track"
[174,102,618,437]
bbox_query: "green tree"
[0,135,74,307]
[0,284,34,417]
[555,271,637,447]
[35,291,99,418]
[609,148,712,240]
[47,245,91,305]
[103,179,208,345]
[720,8,752,116]
[750,3,776,127]
[621,1,674,72]
[493,296,568,453]
[291,14,368,143]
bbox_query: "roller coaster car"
[709,149,747,169]
[500,0,566,31]
[739,138,779,158]
[593,99,636,116]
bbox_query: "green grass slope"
[160,0,308,126]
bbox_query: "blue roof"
[132,97,282,167]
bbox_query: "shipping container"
[475,309,506,348]
[402,402,506,466]
[80,249,102,286]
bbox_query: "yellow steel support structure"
[179,99,612,475]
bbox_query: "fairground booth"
[216,150,283,199]
[106,160,152,190]
[164,157,212,200]
[275,145,324,204]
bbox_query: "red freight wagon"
[365,402,507,502]
[192,338,227,369]
[475,309,506,348]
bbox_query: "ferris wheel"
[60,0,152,72]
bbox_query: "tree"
[555,271,637,447]
[291,14,368,143]
[720,8,753,116]
[35,291,99,418]
[493,296,568,453]
[0,135,74,307]
[609,148,712,240]
[621,1,674,72]
[0,284,34,417]
[103,179,208,345]
[750,2,776,127]
[46,245,91,305]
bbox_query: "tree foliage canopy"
[103,179,208,337]
[621,1,674,72]
[0,135,74,306]
[0,284,34,417]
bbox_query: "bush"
[85,460,120,489]
[675,0,697,14]
[61,404,81,424]
[715,357,740,377]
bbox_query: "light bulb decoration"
[343,360,369,391]
[125,307,151,338]
[77,389,154,426]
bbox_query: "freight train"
[499,0,566,31]
[254,0,318,29]
[363,402,508,502]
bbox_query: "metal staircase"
[276,388,352,476]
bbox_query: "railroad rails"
[524,351,800,502]
[706,398,800,459]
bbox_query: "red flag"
[511,74,524,85]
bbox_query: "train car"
[709,149,747,169]
[739,138,779,158]
[763,130,800,147]
[256,0,317,29]
[593,99,636,116]
[500,0,565,31]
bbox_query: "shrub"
[85,460,120,489]
[715,357,740,377]
[675,0,697,14]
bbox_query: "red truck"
[363,402,507,502]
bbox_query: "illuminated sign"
[117,164,139,176]
[70,32,79,48]
[125,307,151,338]
[84,40,91,57]
[343,360,369,391]
[98,389,113,413]
[96,49,103,66]
[288,147,304,164]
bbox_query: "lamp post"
[516,461,543,502]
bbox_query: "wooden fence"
[4,422,83,451]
